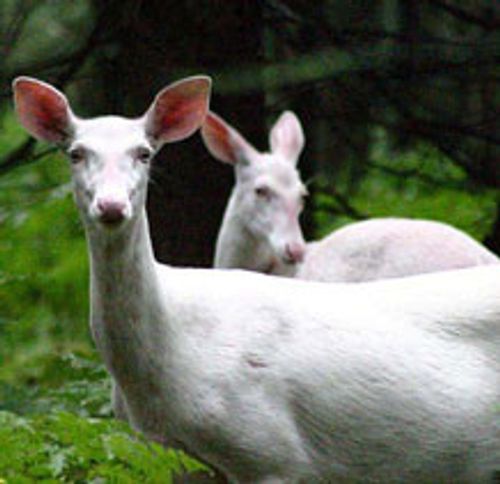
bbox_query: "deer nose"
[284,242,306,264]
[96,199,127,225]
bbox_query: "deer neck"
[85,209,172,391]
[215,200,269,272]
[87,209,157,297]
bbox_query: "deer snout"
[95,198,128,225]
[283,241,306,264]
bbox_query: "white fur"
[300,217,499,282]
[202,111,308,276]
[201,112,499,281]
[14,77,500,483]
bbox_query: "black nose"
[97,200,126,225]
[284,242,306,264]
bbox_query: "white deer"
[201,111,499,280]
[14,77,500,483]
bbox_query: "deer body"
[202,112,499,280]
[94,226,500,482]
[300,217,499,282]
[14,77,500,483]
[89,253,500,483]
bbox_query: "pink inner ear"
[15,80,70,143]
[269,112,304,162]
[149,78,210,144]
[202,113,239,164]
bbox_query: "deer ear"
[201,111,259,165]
[13,77,74,144]
[145,76,211,146]
[269,111,304,166]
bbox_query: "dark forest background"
[0,1,498,481]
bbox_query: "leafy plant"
[0,410,209,483]
[0,353,211,482]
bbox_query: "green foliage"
[313,128,497,240]
[0,411,209,483]
[0,351,111,416]
[0,111,90,375]
[0,352,210,482]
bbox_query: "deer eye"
[68,147,86,164]
[135,147,153,164]
[255,185,272,199]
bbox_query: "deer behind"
[202,110,308,276]
[14,77,500,483]
[201,111,499,280]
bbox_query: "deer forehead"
[253,158,303,191]
[72,116,151,154]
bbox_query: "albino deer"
[201,111,499,280]
[14,77,499,483]
[202,110,308,276]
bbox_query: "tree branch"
[313,181,368,220]
[427,0,500,31]
[0,139,56,175]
